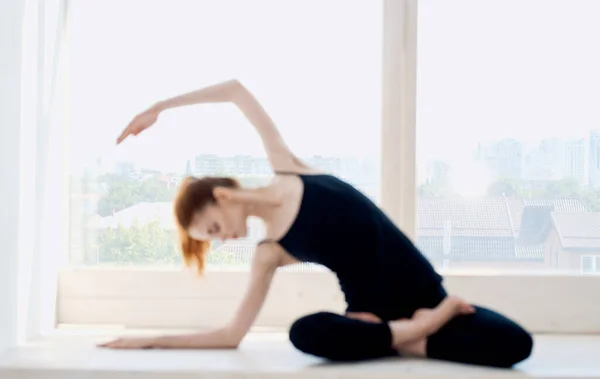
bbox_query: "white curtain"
[17,0,69,342]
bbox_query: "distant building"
[537,212,600,274]
[589,131,600,187]
[193,154,272,176]
[476,139,523,180]
[193,154,224,176]
[305,155,342,175]
[425,160,451,185]
[416,196,588,270]
[84,195,595,272]
[158,173,183,189]
[251,157,272,175]
[115,161,136,176]
[539,138,567,180]
[523,151,547,181]
[565,139,586,185]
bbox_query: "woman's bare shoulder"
[254,239,300,268]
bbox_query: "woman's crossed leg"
[289,296,533,368]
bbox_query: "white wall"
[59,269,600,334]
[0,0,24,352]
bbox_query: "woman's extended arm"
[117,80,311,173]
[99,245,281,349]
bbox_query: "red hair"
[174,176,239,274]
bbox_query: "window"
[416,0,600,274]
[68,0,382,270]
[581,255,600,274]
[59,0,600,334]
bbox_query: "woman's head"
[174,176,248,273]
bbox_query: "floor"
[0,330,599,379]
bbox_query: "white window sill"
[0,330,598,379]
[58,267,600,334]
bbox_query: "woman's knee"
[503,323,534,366]
[427,307,534,368]
[289,312,338,355]
[475,310,534,367]
[484,308,533,366]
[289,312,396,361]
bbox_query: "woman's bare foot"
[445,295,476,316]
[412,308,434,322]
[397,338,427,357]
[410,296,474,326]
[389,295,475,353]
[345,312,382,323]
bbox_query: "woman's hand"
[98,337,158,349]
[116,105,161,145]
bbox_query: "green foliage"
[484,177,600,211]
[486,178,525,197]
[89,173,179,264]
[95,222,252,266]
[418,180,456,197]
[539,179,581,197]
[206,249,250,266]
[418,161,456,197]
[96,219,181,264]
[419,173,600,212]
[580,189,600,211]
[91,172,257,265]
[97,173,174,217]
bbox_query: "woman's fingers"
[116,109,157,145]
[116,128,131,144]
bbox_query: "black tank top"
[262,173,443,319]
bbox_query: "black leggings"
[288,292,533,367]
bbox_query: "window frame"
[58,0,600,335]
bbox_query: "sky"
[68,0,600,193]
[417,0,600,156]
[417,0,600,193]
[68,0,382,173]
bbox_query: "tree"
[486,178,524,197]
[97,174,174,216]
[96,219,181,264]
[94,220,254,267]
[484,177,600,212]
[418,179,455,197]
[97,182,139,217]
[581,189,600,211]
[542,178,581,197]
[206,248,250,266]
[418,161,455,197]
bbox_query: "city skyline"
[83,132,600,201]
[469,132,600,187]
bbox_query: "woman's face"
[187,203,248,242]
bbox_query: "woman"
[100,80,533,368]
